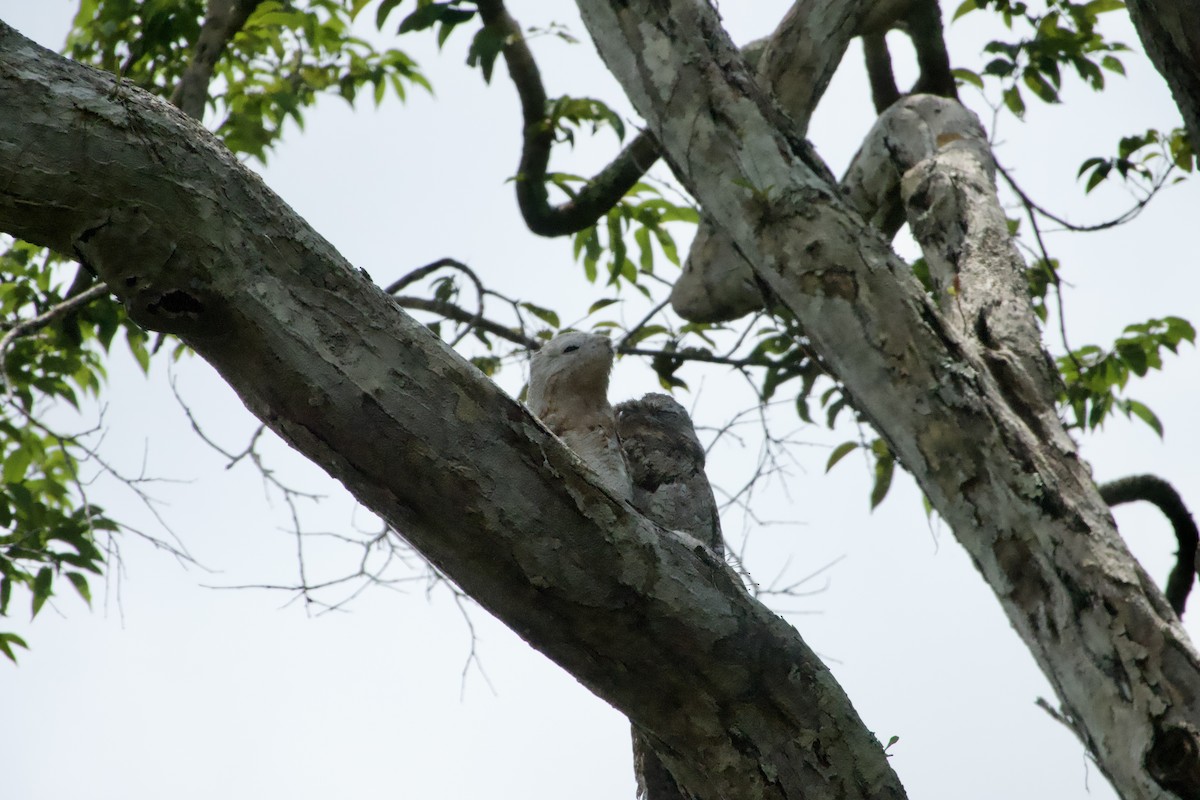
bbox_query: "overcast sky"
[2,2,1197,799]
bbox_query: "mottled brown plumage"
[616,393,724,555]
[617,392,723,800]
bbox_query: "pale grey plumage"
[526,331,631,500]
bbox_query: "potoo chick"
[527,331,632,501]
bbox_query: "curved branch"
[904,0,957,99]
[475,0,659,237]
[1101,474,1199,617]
[170,0,263,119]
[863,33,902,114]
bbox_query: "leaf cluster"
[953,0,1129,117]
[1077,127,1196,192]
[68,0,431,161]
[566,182,697,289]
[1058,316,1196,435]
[0,243,141,661]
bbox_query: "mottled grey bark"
[0,23,903,800]
[575,1,1200,798]
[671,0,872,322]
[1125,0,1200,157]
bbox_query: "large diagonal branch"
[574,2,1200,798]
[59,0,262,301]
[670,0,889,322]
[0,25,904,800]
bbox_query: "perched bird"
[529,342,726,800]
[616,392,724,555]
[617,392,725,800]
[527,331,631,500]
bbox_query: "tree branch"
[475,0,660,237]
[1125,0,1200,157]
[904,0,957,100]
[1101,474,1199,618]
[0,26,905,800]
[170,0,263,119]
[392,295,539,349]
[575,2,1200,796]
[862,33,902,114]
[0,282,111,386]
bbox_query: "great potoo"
[616,392,724,556]
[527,331,632,500]
[616,392,725,800]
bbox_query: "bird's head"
[527,331,616,414]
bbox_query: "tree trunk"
[574,1,1200,798]
[1125,0,1200,157]
[0,23,903,800]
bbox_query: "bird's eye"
[563,345,580,353]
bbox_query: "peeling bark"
[0,24,904,800]
[575,2,1200,798]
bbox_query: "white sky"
[1,2,1197,799]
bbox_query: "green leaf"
[0,632,29,663]
[1077,157,1105,178]
[825,397,848,429]
[1164,316,1196,344]
[31,566,52,618]
[1115,341,1149,376]
[870,450,895,510]
[1002,85,1026,117]
[1084,162,1111,192]
[587,298,619,314]
[375,0,405,30]
[624,325,668,347]
[66,572,92,605]
[952,68,984,89]
[952,0,980,20]
[1100,55,1125,75]
[467,25,507,83]
[519,302,560,328]
[3,448,33,484]
[1126,400,1163,437]
[1023,69,1059,103]
[825,441,859,473]
[398,3,447,33]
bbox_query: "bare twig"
[0,282,111,387]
